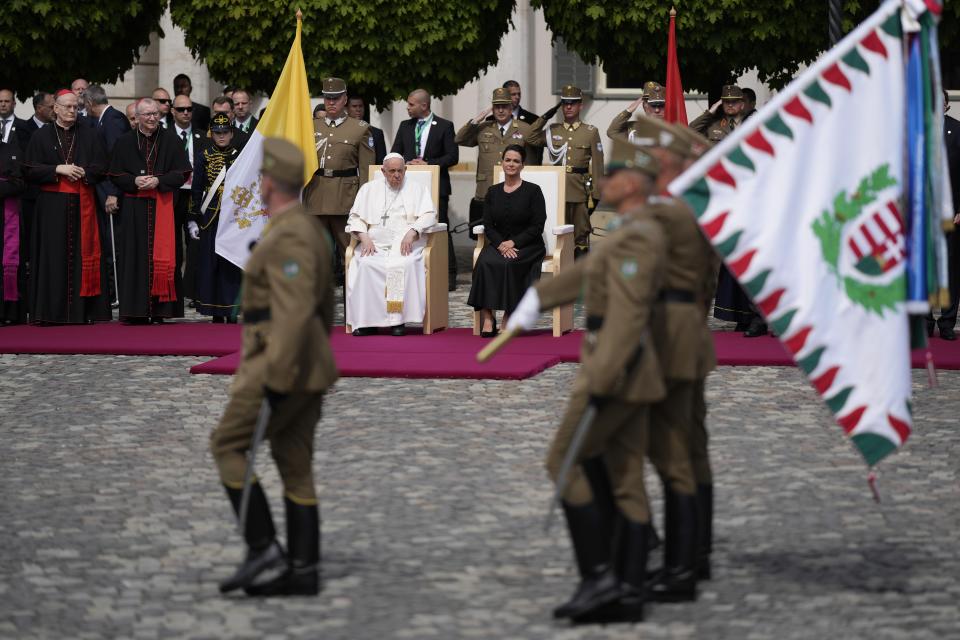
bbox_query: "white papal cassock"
[345,178,437,328]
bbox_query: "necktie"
[0,119,8,142]
[415,119,426,157]
[500,125,506,138]
[181,130,188,148]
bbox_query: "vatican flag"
[215,10,318,268]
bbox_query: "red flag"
[665,7,687,125]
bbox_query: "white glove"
[187,221,200,240]
[506,287,540,332]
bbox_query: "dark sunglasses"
[155,98,172,105]
[173,106,193,113]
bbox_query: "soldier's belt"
[659,289,696,303]
[315,167,359,178]
[565,166,589,174]
[243,307,324,323]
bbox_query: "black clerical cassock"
[109,128,191,321]
[23,122,111,324]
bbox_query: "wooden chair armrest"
[553,224,575,235]
[422,223,448,234]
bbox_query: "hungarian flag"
[669,0,950,469]
[664,8,687,125]
[216,10,319,268]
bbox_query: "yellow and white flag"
[215,11,318,268]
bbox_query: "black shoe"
[212,316,225,324]
[480,316,498,339]
[351,327,377,337]
[553,459,617,619]
[219,484,286,594]
[391,324,406,337]
[696,484,713,580]
[744,317,768,338]
[733,320,750,332]
[941,325,957,341]
[245,498,321,597]
[150,317,166,324]
[648,488,698,602]
[571,517,650,625]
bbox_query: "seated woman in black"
[467,144,547,337]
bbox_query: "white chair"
[472,165,574,337]
[344,164,448,334]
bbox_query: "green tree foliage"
[0,1,166,97]
[170,0,516,109]
[532,0,960,95]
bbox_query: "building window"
[552,39,594,96]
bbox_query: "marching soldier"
[529,85,603,258]
[303,77,375,278]
[210,137,338,597]
[607,81,667,139]
[507,137,666,624]
[626,118,717,601]
[455,87,537,236]
[689,84,746,143]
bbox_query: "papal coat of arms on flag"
[670,0,950,470]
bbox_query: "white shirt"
[414,113,433,159]
[32,115,46,129]
[0,117,12,143]
[236,116,254,133]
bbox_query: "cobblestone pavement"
[2,278,959,639]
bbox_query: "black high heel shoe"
[480,315,498,338]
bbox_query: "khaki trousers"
[647,379,697,496]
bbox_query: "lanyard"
[414,115,431,157]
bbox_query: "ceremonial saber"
[544,402,598,532]
[476,327,522,362]
[237,398,272,536]
[109,214,120,308]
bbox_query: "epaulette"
[586,124,595,130]
[358,120,369,126]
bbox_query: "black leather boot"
[697,484,713,580]
[219,484,286,594]
[572,516,650,625]
[246,497,321,596]
[648,489,698,602]
[553,457,617,619]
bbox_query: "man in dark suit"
[0,88,30,147]
[348,95,386,163]
[930,89,960,340]
[502,80,541,164]
[152,87,175,131]
[392,89,459,289]
[17,92,54,147]
[232,89,259,135]
[171,93,210,303]
[174,74,211,133]
[85,84,132,304]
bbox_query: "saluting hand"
[473,108,492,124]
[710,100,723,113]
[626,97,644,113]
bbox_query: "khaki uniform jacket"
[606,109,636,138]
[689,110,742,143]
[639,197,718,380]
[528,118,603,203]
[536,213,667,403]
[303,116,374,215]
[237,203,339,394]
[455,118,536,199]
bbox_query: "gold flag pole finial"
[296,8,303,21]
[670,6,677,17]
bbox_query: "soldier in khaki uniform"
[529,85,603,258]
[507,139,666,624]
[607,81,667,141]
[627,118,718,601]
[455,87,538,234]
[210,138,339,597]
[689,84,746,143]
[303,77,375,267]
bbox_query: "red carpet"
[4,323,960,379]
[0,322,241,356]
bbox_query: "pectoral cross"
[380,209,390,227]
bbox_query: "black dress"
[468,180,546,314]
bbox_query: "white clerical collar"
[325,115,347,127]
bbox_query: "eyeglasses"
[155,98,172,105]
[173,107,193,113]
[139,111,161,119]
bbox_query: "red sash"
[129,189,176,302]
[40,178,101,297]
